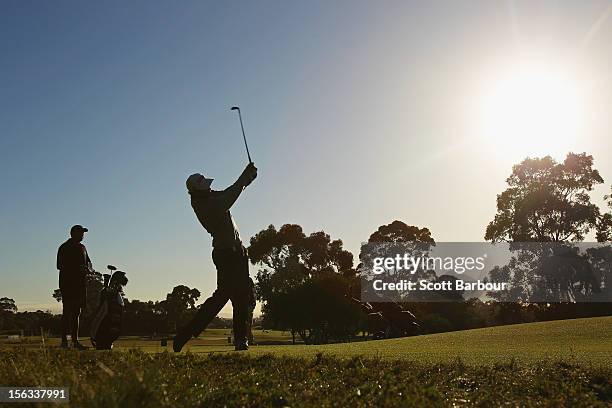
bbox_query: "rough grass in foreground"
[1,349,610,407]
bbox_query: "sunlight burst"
[480,64,584,159]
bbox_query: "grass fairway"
[4,317,610,366]
[242,316,612,366]
[0,318,610,406]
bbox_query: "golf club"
[230,106,252,164]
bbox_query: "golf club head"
[230,106,240,111]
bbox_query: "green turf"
[238,316,612,366]
[1,318,610,406]
[1,349,610,407]
[0,328,293,352]
[2,317,611,366]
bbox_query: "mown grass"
[4,318,610,366]
[0,348,610,407]
[0,328,295,355]
[1,318,610,406]
[242,316,612,366]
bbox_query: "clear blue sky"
[1,1,611,314]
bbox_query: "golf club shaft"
[237,110,252,164]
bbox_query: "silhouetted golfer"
[174,163,258,351]
[56,225,92,350]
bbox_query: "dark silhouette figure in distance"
[56,224,92,350]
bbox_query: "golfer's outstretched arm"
[213,180,245,211]
[212,164,257,211]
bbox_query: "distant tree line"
[0,286,231,337]
[1,152,611,342]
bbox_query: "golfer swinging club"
[174,162,258,351]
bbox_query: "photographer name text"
[372,279,508,292]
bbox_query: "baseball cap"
[186,173,214,192]
[70,225,88,234]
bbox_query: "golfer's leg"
[231,253,255,345]
[231,296,246,345]
[60,302,69,342]
[174,253,232,352]
[70,306,80,343]
[246,277,255,343]
[185,288,230,337]
[239,275,256,343]
[231,289,254,345]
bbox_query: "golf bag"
[349,297,420,339]
[90,266,128,350]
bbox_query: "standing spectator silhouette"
[56,225,92,350]
[174,163,257,351]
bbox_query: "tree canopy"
[248,224,358,343]
[0,297,17,313]
[596,185,612,242]
[485,153,603,242]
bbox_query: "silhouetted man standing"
[56,225,92,350]
[174,163,258,351]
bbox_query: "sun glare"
[480,64,584,159]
